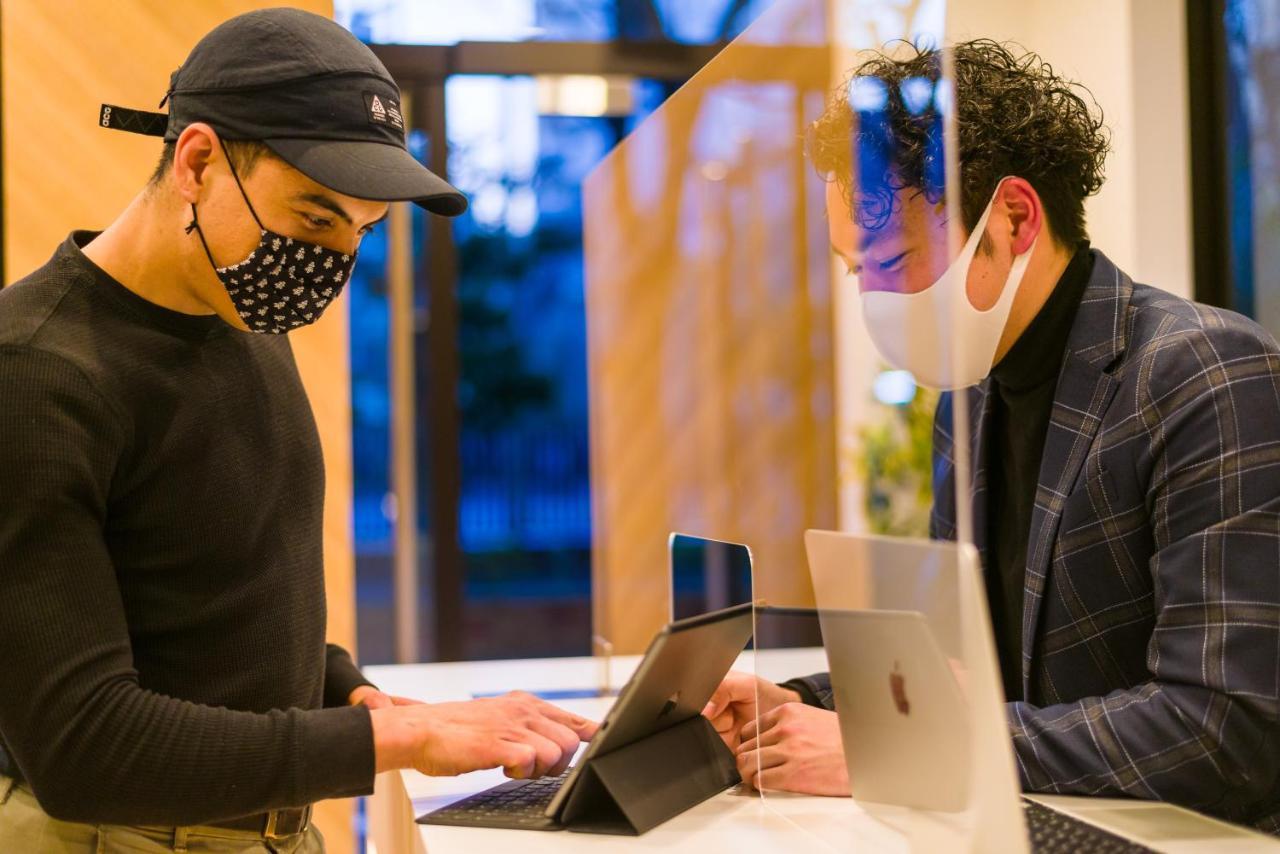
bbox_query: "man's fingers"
[737,747,786,790]
[524,716,580,777]
[737,719,786,755]
[517,694,598,740]
[709,713,738,750]
[525,715,581,753]
[738,744,786,772]
[390,694,424,706]
[740,756,759,790]
[707,672,758,718]
[499,731,561,779]
[704,683,736,718]
[742,702,788,744]
[553,712,597,741]
[743,704,785,743]
[497,740,538,779]
[741,716,758,742]
[522,730,564,778]
[755,762,795,793]
[360,691,394,710]
[728,672,760,706]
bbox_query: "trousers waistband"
[204,804,312,839]
[0,772,310,842]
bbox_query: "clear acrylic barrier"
[582,0,842,663]
[581,0,966,650]
[716,0,979,844]
[582,0,985,846]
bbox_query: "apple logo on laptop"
[659,690,681,718]
[889,661,910,716]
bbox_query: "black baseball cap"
[99,7,467,217]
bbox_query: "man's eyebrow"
[293,192,389,226]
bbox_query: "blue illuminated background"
[336,0,768,661]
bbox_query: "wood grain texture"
[2,3,359,852]
[582,16,837,654]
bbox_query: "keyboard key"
[418,768,573,831]
[1023,800,1155,853]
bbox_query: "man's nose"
[321,229,361,256]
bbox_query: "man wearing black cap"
[0,8,593,851]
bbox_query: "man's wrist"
[776,678,823,708]
[370,707,412,774]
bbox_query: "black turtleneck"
[985,243,1094,702]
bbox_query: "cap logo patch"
[364,92,404,131]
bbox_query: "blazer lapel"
[932,382,991,558]
[1020,251,1133,692]
[968,382,993,563]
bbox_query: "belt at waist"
[204,804,312,839]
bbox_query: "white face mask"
[858,181,1038,390]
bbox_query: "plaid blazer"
[930,250,1280,832]
[787,250,1280,831]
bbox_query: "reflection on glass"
[335,0,777,45]
[581,0,977,844]
[583,0,840,659]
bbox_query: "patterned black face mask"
[185,141,357,334]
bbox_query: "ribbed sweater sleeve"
[0,345,375,825]
[323,643,377,708]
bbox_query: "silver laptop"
[804,529,1277,853]
[818,609,971,812]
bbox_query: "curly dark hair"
[808,39,1110,250]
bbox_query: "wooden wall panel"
[582,5,838,654]
[2,3,358,852]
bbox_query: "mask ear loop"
[216,135,267,232]
[184,203,223,271]
[183,132,266,272]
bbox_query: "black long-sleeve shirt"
[984,243,1094,702]
[0,231,376,825]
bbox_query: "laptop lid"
[804,529,1030,853]
[668,533,754,622]
[817,608,970,811]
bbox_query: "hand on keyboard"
[372,691,599,779]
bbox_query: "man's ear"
[997,177,1043,256]
[172,123,220,206]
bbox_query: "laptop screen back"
[669,533,753,621]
